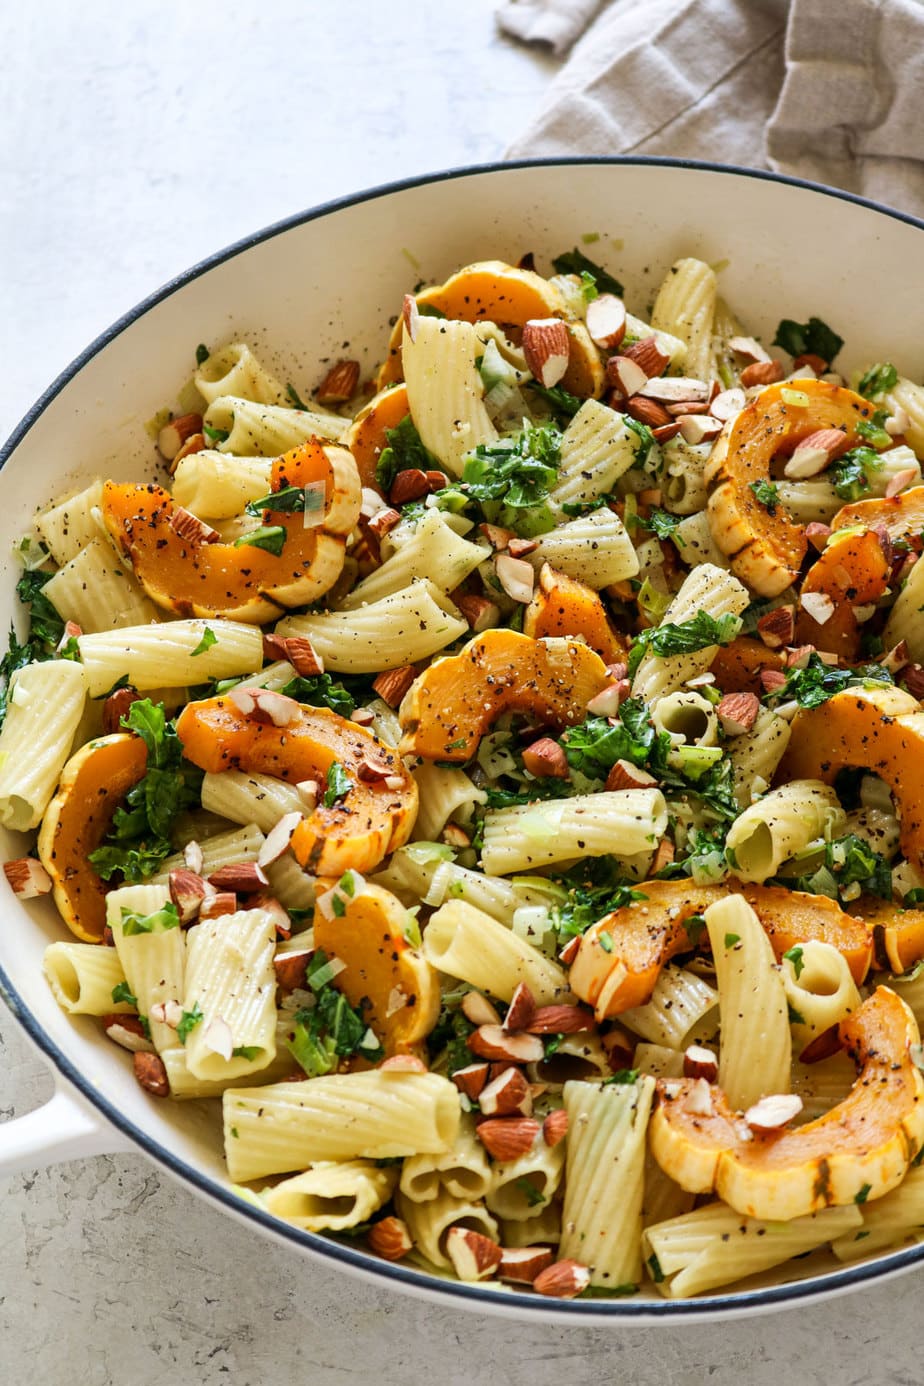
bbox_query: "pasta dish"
[6,249,924,1300]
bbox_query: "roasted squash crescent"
[37,734,148,942]
[313,881,440,1055]
[377,260,605,399]
[569,879,873,1018]
[102,439,361,623]
[649,987,924,1221]
[705,379,875,597]
[779,684,924,873]
[176,697,417,876]
[398,629,610,762]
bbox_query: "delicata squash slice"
[176,696,417,875]
[345,382,409,491]
[854,893,924,976]
[569,879,873,1019]
[398,629,610,762]
[376,259,605,399]
[37,734,148,942]
[102,439,362,623]
[313,880,440,1055]
[832,482,924,543]
[649,987,924,1221]
[522,563,630,666]
[705,379,875,597]
[794,527,891,660]
[780,684,924,873]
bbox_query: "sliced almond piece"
[478,1066,533,1117]
[461,992,502,1028]
[640,376,710,403]
[504,982,537,1033]
[710,387,747,421]
[257,812,303,869]
[522,318,571,388]
[468,1024,545,1064]
[606,355,649,399]
[683,1044,718,1081]
[717,691,760,736]
[676,413,722,444]
[445,1226,502,1282]
[495,553,535,604]
[368,1216,413,1262]
[744,1092,803,1133]
[3,857,53,899]
[475,1117,540,1161]
[498,1246,555,1284]
[585,294,626,350]
[533,1259,591,1299]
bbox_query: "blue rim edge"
[3,155,924,1318]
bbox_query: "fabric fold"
[500,0,924,216]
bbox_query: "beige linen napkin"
[499,0,924,216]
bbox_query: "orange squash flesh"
[523,564,630,665]
[709,637,785,694]
[36,734,148,942]
[650,987,924,1220]
[851,893,924,975]
[569,879,873,1017]
[346,383,410,492]
[795,529,891,660]
[313,881,440,1054]
[176,697,417,876]
[398,629,610,762]
[377,260,605,399]
[833,483,924,542]
[705,380,875,596]
[779,685,924,872]
[102,440,361,623]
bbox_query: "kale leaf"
[375,414,439,492]
[627,611,742,679]
[772,316,844,365]
[551,248,624,298]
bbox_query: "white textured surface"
[2,4,923,1382]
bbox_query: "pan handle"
[0,1080,133,1178]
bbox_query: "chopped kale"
[177,1003,204,1044]
[324,761,353,808]
[526,380,583,420]
[774,653,892,710]
[244,484,310,517]
[627,611,742,679]
[427,993,476,1074]
[233,525,286,556]
[88,699,203,883]
[829,447,884,502]
[375,414,438,492]
[287,950,382,1077]
[779,833,891,902]
[749,479,781,515]
[461,421,560,517]
[551,248,624,298]
[549,858,647,941]
[190,627,218,656]
[856,411,893,449]
[120,903,180,936]
[857,363,898,400]
[772,316,844,365]
[630,508,684,541]
[280,673,356,717]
